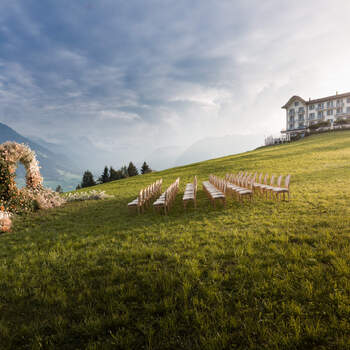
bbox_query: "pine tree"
[127,162,138,177]
[76,184,81,190]
[55,185,63,193]
[81,170,96,188]
[141,161,152,174]
[109,166,119,181]
[120,165,129,178]
[98,166,110,184]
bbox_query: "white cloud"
[99,110,141,121]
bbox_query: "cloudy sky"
[1,0,350,168]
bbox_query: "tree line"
[77,161,152,189]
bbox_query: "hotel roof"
[282,92,350,109]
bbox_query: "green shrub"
[308,120,331,130]
[334,118,350,125]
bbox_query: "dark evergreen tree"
[81,170,96,188]
[109,166,119,181]
[120,165,129,178]
[55,185,63,193]
[127,162,138,177]
[98,166,110,184]
[76,184,81,190]
[116,169,124,179]
[141,161,152,174]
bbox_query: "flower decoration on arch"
[0,142,65,232]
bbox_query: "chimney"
[309,97,311,102]
[336,91,338,95]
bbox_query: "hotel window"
[347,106,350,113]
[347,98,350,103]
[317,111,323,118]
[327,101,333,108]
[294,101,299,107]
[289,108,295,115]
[309,113,315,119]
[298,107,304,113]
[309,104,314,110]
[336,99,343,106]
[327,109,333,116]
[318,103,324,110]
[336,107,343,114]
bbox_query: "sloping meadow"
[1,131,350,349]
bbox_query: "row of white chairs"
[183,176,197,209]
[202,175,226,207]
[225,173,254,201]
[253,172,291,200]
[128,179,162,214]
[226,171,291,201]
[153,177,180,214]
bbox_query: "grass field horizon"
[1,131,350,349]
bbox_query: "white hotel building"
[281,92,350,137]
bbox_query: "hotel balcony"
[285,125,306,131]
[281,126,306,134]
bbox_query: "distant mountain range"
[145,145,187,171]
[0,122,80,191]
[175,134,263,166]
[145,134,264,170]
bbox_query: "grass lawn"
[1,131,350,349]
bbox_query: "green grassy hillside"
[1,131,350,349]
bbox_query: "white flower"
[65,190,113,202]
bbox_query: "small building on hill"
[264,134,290,146]
[281,91,350,137]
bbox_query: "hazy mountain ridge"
[0,122,80,190]
[145,145,187,171]
[174,134,264,166]
[145,135,264,171]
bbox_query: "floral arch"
[0,142,65,232]
[1,142,43,191]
